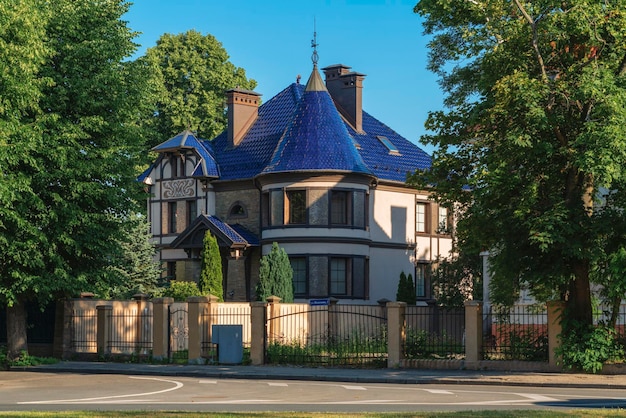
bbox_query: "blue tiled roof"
[352,113,432,182]
[171,214,255,249]
[206,67,431,183]
[261,70,371,175]
[155,66,431,182]
[152,130,219,178]
[210,83,303,181]
[231,224,260,246]
[205,215,248,246]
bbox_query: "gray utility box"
[211,324,243,364]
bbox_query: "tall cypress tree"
[396,271,417,305]
[199,231,223,301]
[256,242,294,302]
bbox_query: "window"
[376,135,400,155]
[330,190,349,225]
[415,264,427,298]
[229,202,246,218]
[166,261,176,281]
[169,155,180,178]
[330,258,347,295]
[187,200,197,227]
[291,257,307,296]
[438,206,448,233]
[168,202,177,233]
[286,190,306,224]
[416,202,426,233]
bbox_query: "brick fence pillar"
[187,296,209,364]
[464,300,483,369]
[266,296,282,343]
[53,299,73,359]
[96,305,112,357]
[250,301,267,365]
[152,297,173,360]
[547,300,566,368]
[386,301,406,368]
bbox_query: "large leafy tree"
[143,30,257,145]
[410,1,626,325]
[0,0,52,359]
[0,0,153,359]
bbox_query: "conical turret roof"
[261,66,371,176]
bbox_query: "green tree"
[108,213,162,299]
[0,0,152,359]
[0,0,52,359]
[199,232,224,301]
[256,242,294,302]
[411,1,626,326]
[396,271,417,305]
[143,30,257,145]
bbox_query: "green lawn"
[0,411,625,417]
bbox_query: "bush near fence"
[265,303,387,367]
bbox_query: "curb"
[14,363,626,390]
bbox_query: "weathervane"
[311,18,319,66]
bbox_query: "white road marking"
[424,389,454,395]
[199,380,217,384]
[18,376,184,405]
[268,382,288,386]
[515,393,558,402]
[341,385,367,390]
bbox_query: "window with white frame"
[415,263,426,298]
[438,206,448,233]
[416,202,426,233]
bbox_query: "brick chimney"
[226,88,261,147]
[321,64,366,133]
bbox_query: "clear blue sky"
[124,0,442,154]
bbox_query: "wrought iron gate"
[168,303,188,362]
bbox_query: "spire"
[305,21,326,92]
[311,18,319,68]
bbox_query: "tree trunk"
[568,261,593,325]
[6,301,28,361]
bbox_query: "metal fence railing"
[403,305,465,360]
[266,303,387,367]
[108,307,153,356]
[483,304,548,362]
[70,307,98,353]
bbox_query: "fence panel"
[266,303,387,367]
[483,304,548,361]
[70,305,98,353]
[404,305,465,360]
[108,302,153,356]
[201,303,251,362]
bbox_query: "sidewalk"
[17,361,626,389]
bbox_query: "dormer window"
[376,135,400,155]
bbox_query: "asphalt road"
[2,371,626,413]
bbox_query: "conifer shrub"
[256,242,294,302]
[396,271,416,305]
[199,232,224,301]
